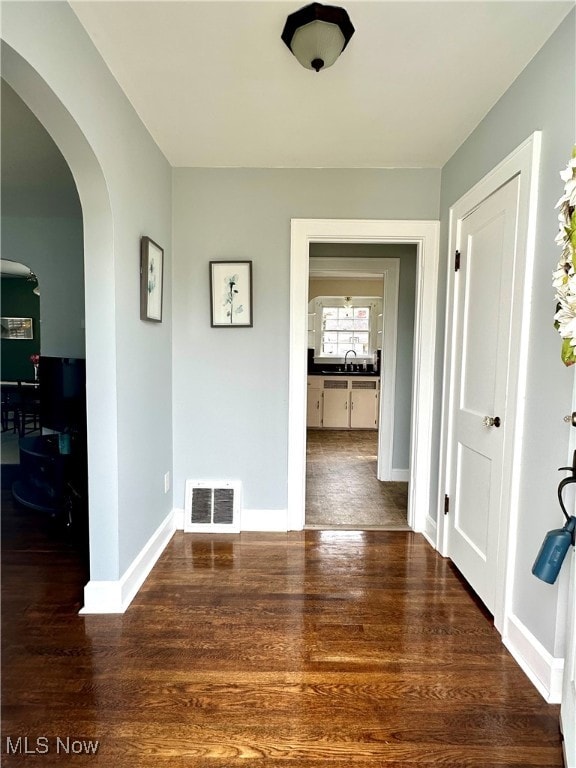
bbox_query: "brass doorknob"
[564,412,576,427]
[483,416,501,428]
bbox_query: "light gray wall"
[3,2,173,581]
[172,169,439,515]
[2,81,85,359]
[440,10,576,655]
[309,243,417,471]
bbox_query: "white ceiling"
[70,1,573,168]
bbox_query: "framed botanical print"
[209,261,253,327]
[140,236,164,322]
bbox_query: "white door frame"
[288,219,440,538]
[308,256,400,481]
[561,536,576,765]
[560,371,576,762]
[438,133,542,634]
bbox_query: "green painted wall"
[1,277,40,381]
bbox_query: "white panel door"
[448,176,519,613]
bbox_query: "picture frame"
[210,261,253,327]
[140,236,164,322]
[1,317,33,340]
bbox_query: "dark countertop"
[309,370,380,377]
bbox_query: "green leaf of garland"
[555,146,576,365]
[561,336,576,367]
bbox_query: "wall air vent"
[324,379,348,389]
[352,380,378,390]
[184,480,241,533]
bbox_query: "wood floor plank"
[1,492,563,766]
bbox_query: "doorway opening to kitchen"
[287,218,440,538]
[304,245,416,529]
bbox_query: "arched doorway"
[2,42,118,593]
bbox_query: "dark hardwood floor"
[1,490,563,767]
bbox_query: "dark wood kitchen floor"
[305,429,409,529]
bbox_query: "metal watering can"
[532,452,576,585]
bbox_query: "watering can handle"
[557,450,576,522]
[558,474,576,522]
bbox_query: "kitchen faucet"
[344,349,357,371]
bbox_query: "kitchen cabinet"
[306,380,323,428]
[307,376,379,429]
[350,386,379,428]
[323,384,350,428]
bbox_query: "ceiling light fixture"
[281,2,355,73]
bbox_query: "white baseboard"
[241,509,289,531]
[391,469,410,482]
[174,506,289,532]
[423,516,437,547]
[503,612,565,703]
[80,509,176,614]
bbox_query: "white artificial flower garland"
[553,146,576,366]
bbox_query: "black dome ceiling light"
[281,2,355,73]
